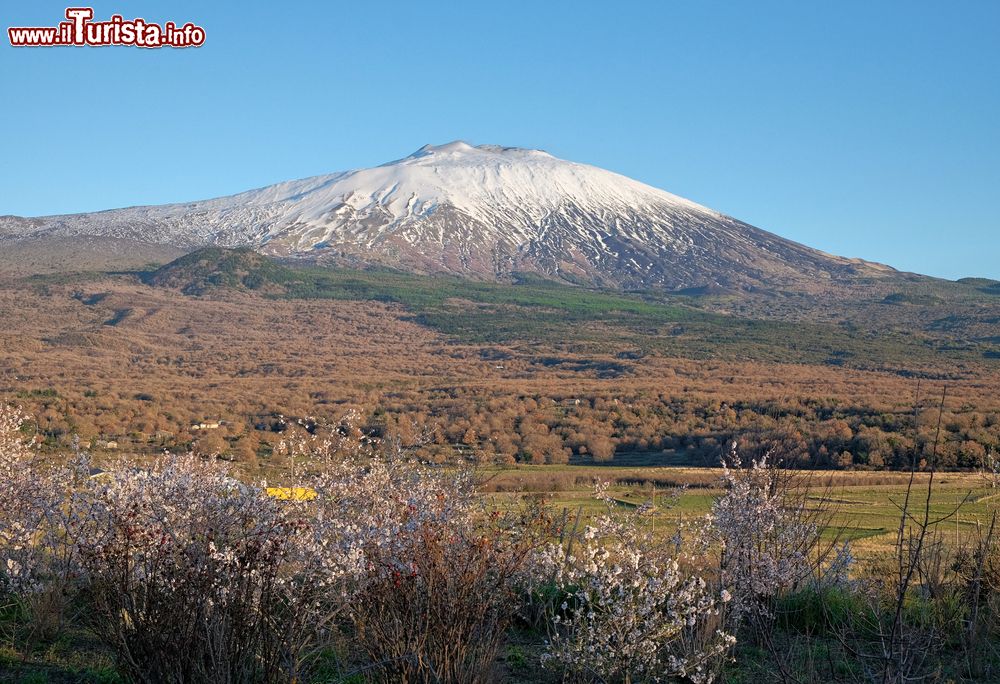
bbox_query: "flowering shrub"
[62,455,340,682]
[307,454,549,683]
[5,413,556,682]
[0,407,85,646]
[536,485,734,683]
[711,447,822,626]
[0,405,44,595]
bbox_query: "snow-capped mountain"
[0,141,893,290]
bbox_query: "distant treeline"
[365,390,999,471]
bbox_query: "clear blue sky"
[2,1,998,280]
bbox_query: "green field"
[483,464,997,558]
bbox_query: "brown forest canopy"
[0,259,997,473]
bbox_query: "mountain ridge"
[1,141,898,291]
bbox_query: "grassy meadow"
[482,464,998,558]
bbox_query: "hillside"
[145,247,297,295]
[125,248,998,373]
[1,263,997,472]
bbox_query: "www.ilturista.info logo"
[8,8,205,48]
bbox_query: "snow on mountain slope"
[0,142,893,290]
